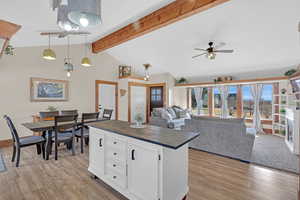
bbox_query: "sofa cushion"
[166,108,177,119]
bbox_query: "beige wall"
[0,44,121,140]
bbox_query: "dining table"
[22,118,107,160]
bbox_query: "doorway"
[95,80,118,120]
[149,86,164,114]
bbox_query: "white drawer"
[106,169,126,189]
[106,135,126,151]
[106,147,126,163]
[105,160,126,176]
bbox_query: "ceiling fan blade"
[192,53,207,59]
[214,42,226,49]
[194,48,207,51]
[214,50,234,53]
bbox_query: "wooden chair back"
[102,109,113,120]
[61,110,78,116]
[54,115,78,133]
[3,115,20,146]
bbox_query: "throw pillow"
[166,107,177,119]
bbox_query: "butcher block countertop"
[88,120,200,149]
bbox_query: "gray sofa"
[183,116,255,162]
[150,112,255,162]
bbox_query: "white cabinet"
[88,127,188,200]
[89,129,105,175]
[127,143,159,200]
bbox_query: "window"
[213,87,222,117]
[242,85,254,119]
[190,88,209,115]
[228,86,238,117]
[260,84,273,120]
[151,88,162,102]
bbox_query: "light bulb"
[67,71,71,77]
[64,23,72,31]
[80,16,89,27]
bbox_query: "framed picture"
[30,77,69,102]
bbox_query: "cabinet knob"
[113,176,117,179]
[113,141,117,144]
[113,152,117,156]
[113,164,116,167]
[99,138,103,147]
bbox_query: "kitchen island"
[88,120,200,200]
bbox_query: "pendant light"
[57,4,79,31]
[64,36,74,77]
[43,35,56,60]
[81,35,92,67]
[143,64,151,81]
[68,0,102,27]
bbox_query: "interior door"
[96,81,117,120]
[130,85,147,123]
[150,86,164,114]
[127,143,159,200]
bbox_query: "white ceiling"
[0,0,174,47]
[1,0,300,78]
[106,0,300,78]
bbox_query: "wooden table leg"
[54,130,58,160]
[45,130,52,160]
[81,127,84,154]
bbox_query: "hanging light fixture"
[81,35,92,67]
[43,35,56,60]
[64,36,74,77]
[143,64,151,81]
[57,4,79,31]
[68,0,102,27]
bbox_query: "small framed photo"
[30,77,69,102]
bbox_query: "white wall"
[0,44,121,140]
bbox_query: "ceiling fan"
[40,31,90,38]
[193,42,234,60]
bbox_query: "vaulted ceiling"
[106,0,300,78]
[0,0,174,47]
[1,0,300,78]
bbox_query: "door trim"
[95,80,118,120]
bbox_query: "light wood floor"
[0,146,298,200]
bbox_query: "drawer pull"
[113,176,117,179]
[131,149,135,160]
[113,164,116,167]
[113,152,117,156]
[113,141,117,144]
[99,138,103,147]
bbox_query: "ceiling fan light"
[207,52,216,60]
[68,0,102,27]
[43,48,56,60]
[81,57,92,67]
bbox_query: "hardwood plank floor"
[0,146,297,200]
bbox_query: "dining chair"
[39,111,59,120]
[75,112,100,153]
[61,110,78,116]
[102,109,113,120]
[3,115,45,167]
[49,115,78,160]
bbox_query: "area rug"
[251,134,299,173]
[0,150,7,173]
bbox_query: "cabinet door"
[127,143,159,200]
[89,130,105,175]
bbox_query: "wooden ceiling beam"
[0,20,21,39]
[92,0,230,53]
[0,20,21,58]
